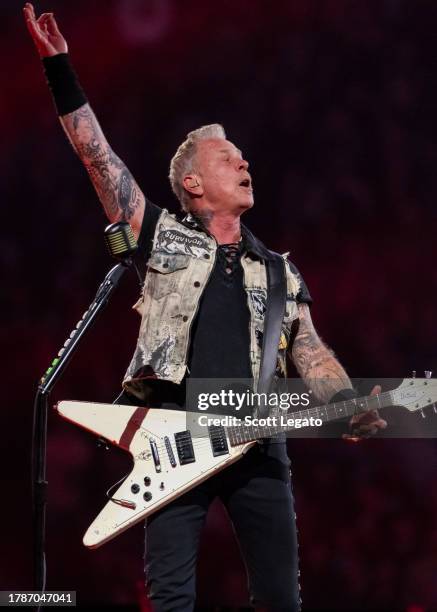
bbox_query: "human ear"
[183,174,203,196]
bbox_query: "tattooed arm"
[290,303,387,437]
[60,104,145,236]
[23,4,145,237]
[290,303,353,403]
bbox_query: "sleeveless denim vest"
[123,209,301,401]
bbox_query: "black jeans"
[144,441,301,612]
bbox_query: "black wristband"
[42,53,88,116]
[329,388,358,404]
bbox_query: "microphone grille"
[104,222,138,259]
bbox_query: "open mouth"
[239,179,251,188]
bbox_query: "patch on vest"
[249,289,267,320]
[255,327,288,350]
[156,226,210,257]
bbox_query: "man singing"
[24,4,386,610]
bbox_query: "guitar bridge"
[164,436,177,468]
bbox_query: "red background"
[2,1,437,610]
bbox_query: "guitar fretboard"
[226,391,393,446]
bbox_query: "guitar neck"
[226,390,394,446]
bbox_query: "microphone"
[104,221,138,261]
[104,221,143,290]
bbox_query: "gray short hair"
[169,123,226,211]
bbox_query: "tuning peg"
[425,370,432,379]
[412,370,416,378]
[420,409,426,418]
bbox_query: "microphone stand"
[32,260,131,593]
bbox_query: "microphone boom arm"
[39,263,127,392]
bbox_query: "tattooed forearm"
[290,303,352,403]
[60,104,144,228]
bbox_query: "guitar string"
[106,387,431,497]
[125,394,392,485]
[134,391,392,457]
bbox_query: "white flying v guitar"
[56,375,437,548]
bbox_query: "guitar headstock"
[391,372,437,414]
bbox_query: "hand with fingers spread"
[343,385,388,442]
[23,2,67,57]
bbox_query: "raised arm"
[23,3,145,237]
[59,104,144,233]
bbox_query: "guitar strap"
[256,252,287,417]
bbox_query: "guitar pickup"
[208,425,229,457]
[149,439,161,473]
[164,436,177,468]
[174,431,195,465]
